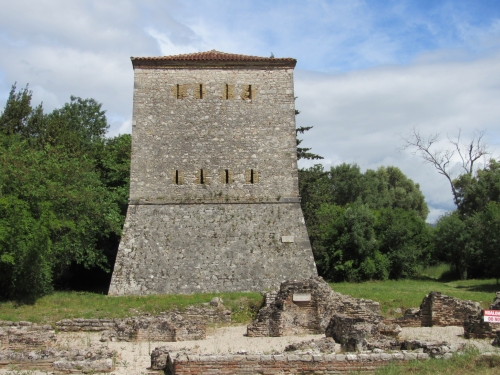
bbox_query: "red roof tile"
[131,50,296,69]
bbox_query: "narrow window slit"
[175,170,179,185]
[248,85,252,100]
[199,84,203,99]
[225,169,229,184]
[225,84,229,100]
[176,84,180,99]
[250,169,254,184]
[200,169,204,184]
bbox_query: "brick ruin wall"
[109,63,317,295]
[155,352,431,375]
[247,277,381,337]
[389,292,483,328]
[420,292,481,327]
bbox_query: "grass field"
[0,291,263,324]
[1,277,498,323]
[332,278,498,318]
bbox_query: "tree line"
[1,84,499,300]
[299,164,432,282]
[0,84,130,299]
[401,128,500,281]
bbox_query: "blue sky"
[1,0,500,222]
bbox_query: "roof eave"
[130,57,297,69]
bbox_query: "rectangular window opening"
[225,169,229,184]
[250,169,254,184]
[176,84,180,99]
[248,84,252,100]
[175,170,179,185]
[199,84,203,99]
[225,84,229,100]
[200,169,205,184]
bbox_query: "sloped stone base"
[109,202,317,295]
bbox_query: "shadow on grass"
[411,274,442,282]
[453,283,500,293]
[0,296,37,307]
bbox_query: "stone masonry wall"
[110,203,316,295]
[128,67,298,203]
[109,56,317,295]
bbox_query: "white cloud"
[145,28,199,56]
[108,119,132,138]
[296,51,500,222]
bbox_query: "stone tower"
[108,50,317,295]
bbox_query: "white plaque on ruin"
[281,236,294,243]
[293,293,311,302]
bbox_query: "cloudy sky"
[1,0,500,222]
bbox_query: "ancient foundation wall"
[161,353,418,375]
[56,306,231,333]
[0,347,115,373]
[0,322,55,350]
[109,203,317,295]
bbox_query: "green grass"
[0,291,263,324]
[417,263,452,280]
[332,278,498,318]
[371,348,500,375]
[1,275,499,324]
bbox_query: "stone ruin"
[464,291,500,340]
[151,340,464,374]
[0,321,116,373]
[392,291,482,328]
[0,345,116,373]
[247,277,381,337]
[56,302,231,342]
[245,277,479,355]
[325,315,402,352]
[0,321,56,350]
[0,301,231,373]
[420,291,481,327]
[99,314,206,343]
[245,277,419,353]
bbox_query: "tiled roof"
[131,50,296,69]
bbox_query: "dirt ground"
[1,325,499,375]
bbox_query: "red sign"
[483,310,500,322]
